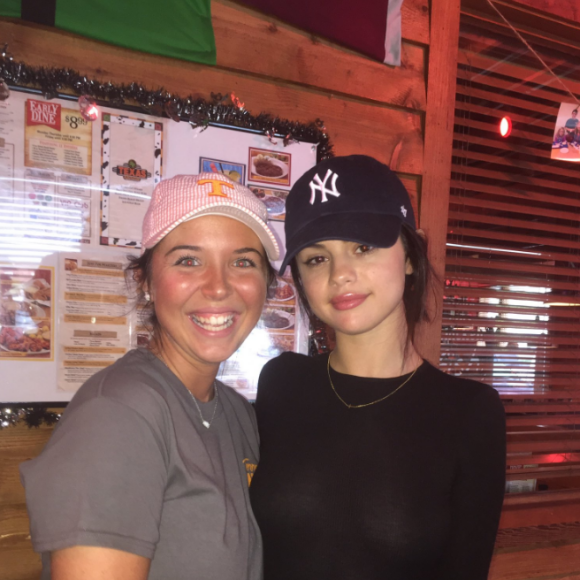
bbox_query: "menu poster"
[218,273,302,399]
[25,99,92,176]
[58,254,134,391]
[100,114,162,248]
[0,265,54,360]
[0,139,15,200]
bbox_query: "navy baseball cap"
[279,155,416,273]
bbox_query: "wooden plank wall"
[2,2,580,579]
[0,1,430,578]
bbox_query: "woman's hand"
[52,546,150,580]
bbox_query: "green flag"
[1,0,216,65]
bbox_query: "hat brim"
[191,205,280,261]
[145,204,279,261]
[279,213,403,274]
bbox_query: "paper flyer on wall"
[24,98,93,175]
[0,92,98,252]
[57,253,134,391]
[0,265,54,360]
[552,102,580,162]
[100,114,162,248]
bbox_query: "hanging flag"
[2,0,216,66]
[238,0,403,66]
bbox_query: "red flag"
[238,0,403,66]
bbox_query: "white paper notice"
[100,114,162,248]
[58,253,134,391]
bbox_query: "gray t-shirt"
[20,348,262,580]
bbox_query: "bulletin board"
[0,87,320,405]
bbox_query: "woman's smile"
[329,293,369,311]
[189,310,237,333]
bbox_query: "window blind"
[443,12,580,492]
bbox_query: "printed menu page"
[57,254,134,391]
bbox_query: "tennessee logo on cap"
[198,178,234,197]
[309,169,341,205]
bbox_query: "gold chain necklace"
[327,353,418,409]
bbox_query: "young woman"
[21,173,279,580]
[249,155,506,580]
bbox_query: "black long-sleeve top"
[249,353,506,580]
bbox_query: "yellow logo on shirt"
[243,458,257,487]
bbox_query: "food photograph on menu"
[259,276,298,357]
[250,186,289,221]
[248,147,291,186]
[0,266,53,360]
[199,157,246,184]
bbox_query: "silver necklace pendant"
[156,353,218,428]
[189,381,219,429]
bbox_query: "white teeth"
[191,314,235,331]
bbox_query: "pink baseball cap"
[142,173,279,260]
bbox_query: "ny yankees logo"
[309,169,341,205]
[198,178,234,197]
[400,205,407,217]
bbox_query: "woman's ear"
[134,270,152,302]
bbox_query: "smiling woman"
[145,215,272,373]
[20,174,278,580]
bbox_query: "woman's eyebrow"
[234,247,264,257]
[165,245,202,256]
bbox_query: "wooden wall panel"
[214,1,427,110]
[0,1,431,578]
[0,425,49,580]
[415,0,461,364]
[490,542,580,580]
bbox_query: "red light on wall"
[499,116,512,137]
[78,95,100,122]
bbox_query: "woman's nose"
[329,256,356,286]
[201,265,232,300]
